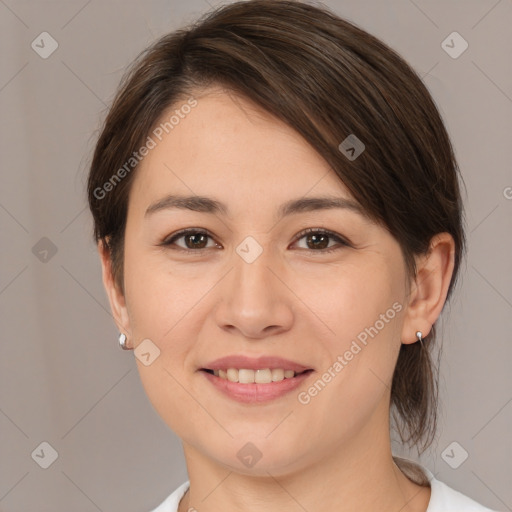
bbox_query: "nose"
[213,243,295,340]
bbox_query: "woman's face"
[115,87,414,475]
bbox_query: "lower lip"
[200,370,314,404]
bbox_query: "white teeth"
[227,368,239,382]
[239,369,254,383]
[271,368,284,381]
[213,368,298,383]
[255,368,272,383]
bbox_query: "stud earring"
[118,332,132,350]
[416,330,424,348]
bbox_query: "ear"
[400,232,455,344]
[98,240,132,346]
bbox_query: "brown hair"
[87,0,466,453]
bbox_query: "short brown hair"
[87,0,466,453]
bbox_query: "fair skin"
[99,87,455,512]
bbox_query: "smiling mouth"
[201,368,314,384]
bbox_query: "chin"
[207,436,308,476]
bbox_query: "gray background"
[0,0,511,510]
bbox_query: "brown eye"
[161,229,218,251]
[182,232,209,249]
[304,232,329,250]
[293,228,350,253]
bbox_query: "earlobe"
[97,240,131,340]
[400,233,455,345]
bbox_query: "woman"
[87,1,498,510]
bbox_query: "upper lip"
[200,355,313,373]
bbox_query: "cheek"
[295,258,402,343]
[123,247,202,432]
[123,244,196,339]
[295,258,403,409]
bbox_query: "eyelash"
[159,227,350,255]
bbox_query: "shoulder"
[147,466,500,512]
[427,475,498,511]
[148,481,190,512]
[395,458,499,512]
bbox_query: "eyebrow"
[144,194,368,221]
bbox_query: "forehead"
[129,88,356,213]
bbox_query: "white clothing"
[149,463,498,512]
